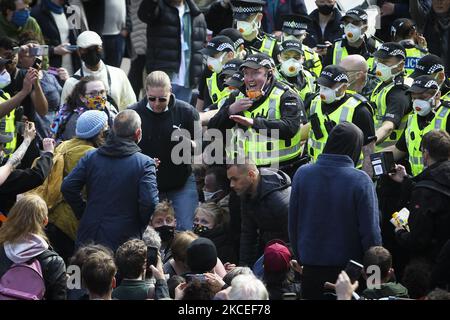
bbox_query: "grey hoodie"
[4,234,49,264]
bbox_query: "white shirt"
[51,11,73,75]
[171,2,186,87]
[103,0,126,36]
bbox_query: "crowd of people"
[0,0,450,301]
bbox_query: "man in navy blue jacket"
[62,110,159,252]
[288,122,381,300]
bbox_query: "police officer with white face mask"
[388,76,450,176]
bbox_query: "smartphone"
[29,45,49,56]
[65,44,79,52]
[185,273,206,283]
[146,246,158,269]
[345,260,364,283]
[32,57,42,70]
[316,43,331,49]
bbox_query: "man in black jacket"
[226,161,291,267]
[390,130,450,263]
[138,0,207,103]
[129,71,201,231]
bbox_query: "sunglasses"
[148,96,168,102]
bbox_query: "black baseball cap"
[231,0,265,20]
[410,54,445,78]
[221,58,244,76]
[390,18,415,40]
[225,71,245,88]
[279,40,303,54]
[240,53,274,70]
[219,28,245,49]
[281,14,311,35]
[341,7,368,22]
[200,36,235,56]
[374,42,406,60]
[0,57,12,66]
[407,75,440,94]
[317,65,349,87]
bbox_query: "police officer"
[281,14,322,77]
[371,42,411,151]
[197,36,237,112]
[219,28,247,60]
[208,53,307,176]
[411,54,450,102]
[307,65,375,171]
[389,76,450,176]
[231,0,279,62]
[390,18,428,76]
[277,40,316,106]
[324,8,382,69]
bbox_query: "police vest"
[308,95,364,166]
[258,35,277,57]
[227,86,303,166]
[442,90,450,102]
[278,69,316,103]
[332,38,382,71]
[206,72,230,105]
[0,91,17,155]
[370,81,410,151]
[406,104,450,176]
[303,45,322,78]
[404,47,427,76]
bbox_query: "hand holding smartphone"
[344,260,364,283]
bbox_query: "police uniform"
[400,40,428,76]
[0,90,17,156]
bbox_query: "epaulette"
[352,92,369,104]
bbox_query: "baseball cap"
[374,42,406,60]
[200,35,235,56]
[279,40,303,55]
[263,239,292,273]
[390,18,416,40]
[281,14,311,35]
[240,53,274,70]
[221,58,244,76]
[231,0,265,20]
[406,75,440,94]
[225,71,244,88]
[219,28,245,49]
[410,54,445,78]
[317,65,349,87]
[342,7,368,23]
[77,31,103,49]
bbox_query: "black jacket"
[138,0,207,88]
[129,95,201,192]
[423,12,450,77]
[200,224,237,264]
[204,1,233,36]
[0,152,53,214]
[0,246,67,300]
[396,160,450,261]
[30,2,81,71]
[304,8,343,48]
[239,168,291,266]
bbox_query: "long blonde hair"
[0,195,49,246]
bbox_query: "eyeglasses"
[148,96,168,103]
[85,90,106,96]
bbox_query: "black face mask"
[193,223,211,236]
[81,48,101,67]
[317,4,334,15]
[154,225,175,242]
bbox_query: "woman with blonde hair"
[0,195,67,300]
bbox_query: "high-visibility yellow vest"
[258,35,277,57]
[406,104,450,176]
[227,86,303,166]
[308,95,364,166]
[442,89,450,102]
[303,45,322,78]
[332,38,382,71]
[206,72,230,105]
[404,47,427,76]
[0,91,17,155]
[278,69,316,103]
[370,80,410,151]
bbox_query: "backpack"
[0,247,55,300]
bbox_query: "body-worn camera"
[370,151,396,177]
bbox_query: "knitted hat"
[76,110,108,139]
[186,238,217,273]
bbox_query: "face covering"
[12,9,30,27]
[320,84,345,104]
[81,48,102,67]
[280,58,302,77]
[237,16,258,36]
[246,72,270,99]
[375,61,402,82]
[0,70,11,89]
[413,92,437,117]
[203,190,222,202]
[154,225,175,242]
[193,223,211,236]
[344,23,362,43]
[317,4,334,15]
[45,0,64,14]
[85,95,107,110]
[207,53,226,73]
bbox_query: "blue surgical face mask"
[12,9,30,27]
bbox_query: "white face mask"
[280,58,302,77]
[319,84,345,104]
[203,189,222,202]
[344,23,363,43]
[237,16,258,36]
[413,92,437,117]
[207,53,226,73]
[375,61,402,82]
[0,69,11,89]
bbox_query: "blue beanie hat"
[76,110,108,139]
